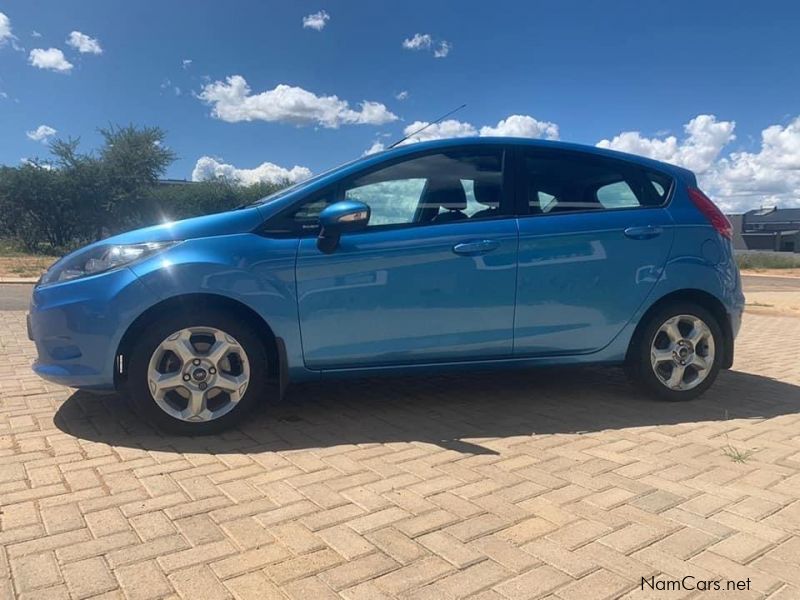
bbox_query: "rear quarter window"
[645,170,674,204]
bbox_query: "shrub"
[736,251,800,270]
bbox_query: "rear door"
[513,148,675,356]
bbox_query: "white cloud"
[66,31,102,54]
[702,117,800,212]
[402,33,432,51]
[395,90,409,101]
[20,158,54,170]
[402,119,477,142]
[479,114,559,140]
[400,114,559,144]
[192,156,312,185]
[29,47,73,72]
[26,124,57,142]
[31,30,42,38]
[745,118,800,169]
[198,75,398,128]
[302,10,330,31]
[0,12,12,45]
[596,114,800,212]
[0,11,21,50]
[434,41,451,58]
[596,114,735,174]
[364,141,386,155]
[402,33,451,58]
[160,78,181,96]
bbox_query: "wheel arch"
[626,289,734,369]
[114,293,282,389]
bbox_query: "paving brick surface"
[2,309,800,598]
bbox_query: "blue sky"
[2,1,800,211]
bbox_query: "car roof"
[371,137,696,184]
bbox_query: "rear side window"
[596,181,640,209]
[521,152,671,215]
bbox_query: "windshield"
[249,154,373,206]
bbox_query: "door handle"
[624,226,663,240]
[452,239,501,256]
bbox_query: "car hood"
[103,205,266,246]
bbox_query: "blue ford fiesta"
[29,138,745,433]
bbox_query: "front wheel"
[627,303,723,402]
[123,309,268,434]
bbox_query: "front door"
[294,147,519,369]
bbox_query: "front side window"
[522,152,670,215]
[344,179,427,225]
[282,149,505,232]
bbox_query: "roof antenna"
[387,103,467,149]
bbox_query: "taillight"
[687,187,732,240]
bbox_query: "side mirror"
[317,200,370,253]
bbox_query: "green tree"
[0,124,292,253]
[0,125,177,251]
[142,178,287,224]
[97,125,176,231]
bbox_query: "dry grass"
[740,267,800,278]
[0,239,59,279]
[736,252,800,271]
[0,255,55,279]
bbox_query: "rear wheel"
[124,309,268,434]
[628,303,723,401]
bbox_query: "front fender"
[30,267,160,388]
[129,233,311,381]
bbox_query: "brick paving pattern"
[1,309,800,599]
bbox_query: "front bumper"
[29,267,158,389]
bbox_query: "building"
[727,207,800,252]
[158,178,195,186]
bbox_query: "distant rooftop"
[751,207,777,216]
[158,178,195,186]
[745,207,800,223]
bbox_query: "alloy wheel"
[146,327,250,422]
[650,314,715,391]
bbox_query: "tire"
[627,302,724,402]
[123,308,269,434]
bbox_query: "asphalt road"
[1,275,798,311]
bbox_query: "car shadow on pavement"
[53,365,800,456]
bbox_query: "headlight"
[39,241,180,286]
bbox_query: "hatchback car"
[29,138,744,433]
